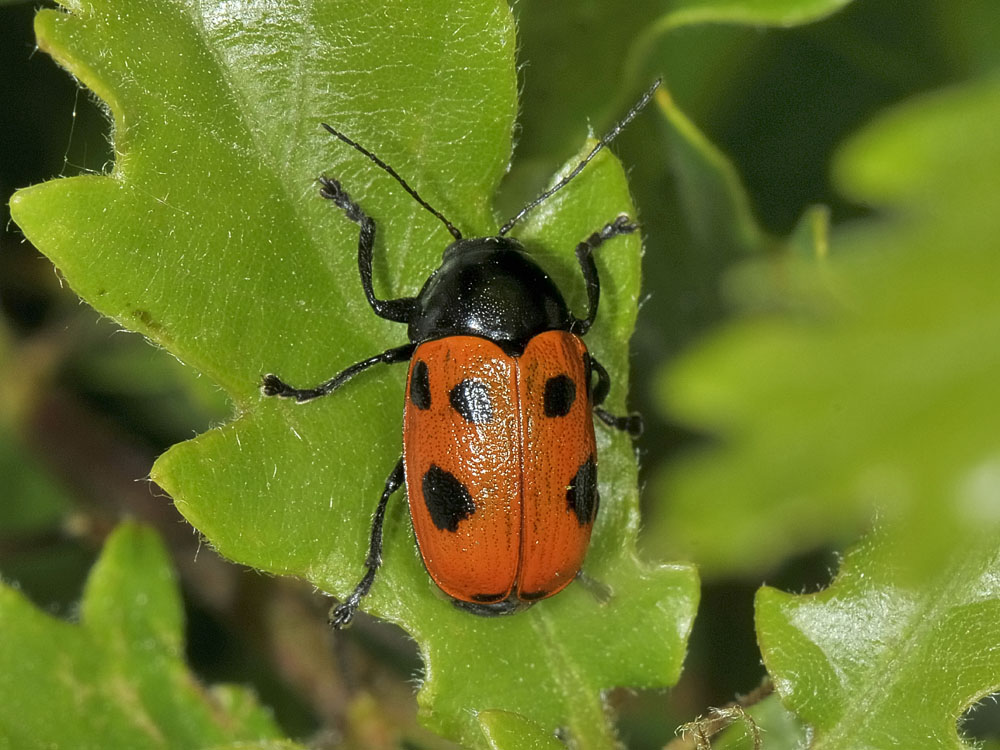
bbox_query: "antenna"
[498,79,661,237]
[321,122,463,240]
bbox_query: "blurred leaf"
[0,319,71,534]
[68,322,232,444]
[660,0,854,26]
[626,0,857,92]
[502,0,664,214]
[640,0,857,261]
[638,84,821,376]
[938,0,1000,76]
[757,527,1000,749]
[0,427,71,533]
[0,523,284,748]
[511,0,859,185]
[751,74,1000,747]
[655,86,769,256]
[653,75,1000,575]
[10,1,698,746]
[785,205,830,259]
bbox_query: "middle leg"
[262,343,415,403]
[588,354,643,438]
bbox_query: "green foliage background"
[1,0,998,748]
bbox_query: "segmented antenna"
[498,79,661,237]
[321,122,463,240]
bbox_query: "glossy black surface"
[407,237,571,353]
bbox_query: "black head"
[320,81,660,349]
[408,237,571,353]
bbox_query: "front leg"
[318,174,418,324]
[263,343,415,403]
[570,215,639,336]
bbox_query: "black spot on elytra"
[566,455,598,526]
[423,464,475,532]
[449,378,493,423]
[410,359,431,410]
[544,374,576,417]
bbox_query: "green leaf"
[625,0,857,91]
[654,0,854,28]
[0,523,284,748]
[10,1,698,746]
[655,86,769,257]
[651,75,1000,575]
[757,528,1000,749]
[477,710,566,750]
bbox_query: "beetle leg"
[569,214,638,336]
[319,176,418,324]
[330,457,405,629]
[594,407,643,438]
[588,354,643,438]
[575,569,613,604]
[262,343,415,403]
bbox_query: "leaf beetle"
[263,81,658,626]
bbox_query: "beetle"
[262,81,658,627]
